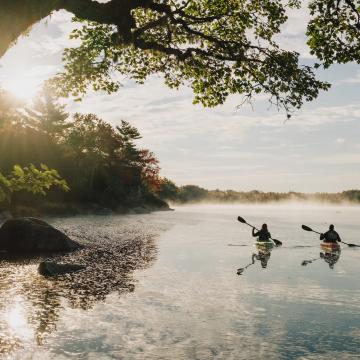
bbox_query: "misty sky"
[0,8,359,192]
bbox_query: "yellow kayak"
[320,242,341,252]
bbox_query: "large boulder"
[0,217,81,253]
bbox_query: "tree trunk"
[0,0,145,58]
[0,0,60,57]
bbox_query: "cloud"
[310,153,360,165]
[338,70,360,85]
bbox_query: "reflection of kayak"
[255,241,274,251]
[320,242,340,252]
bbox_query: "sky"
[0,7,359,193]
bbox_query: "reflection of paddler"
[320,246,341,269]
[237,245,273,275]
[301,244,341,269]
[252,248,271,269]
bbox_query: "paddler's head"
[262,224,267,230]
[329,224,334,230]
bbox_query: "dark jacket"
[320,230,341,243]
[252,228,271,242]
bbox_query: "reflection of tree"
[0,338,22,356]
[53,233,157,309]
[0,230,157,351]
[22,276,61,345]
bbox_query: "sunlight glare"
[0,64,44,102]
[4,297,33,341]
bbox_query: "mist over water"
[1,205,359,359]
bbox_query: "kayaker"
[252,224,271,242]
[320,224,342,243]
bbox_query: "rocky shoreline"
[0,201,173,223]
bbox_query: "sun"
[0,64,45,102]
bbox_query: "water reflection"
[320,247,341,269]
[0,218,159,355]
[237,243,273,275]
[301,243,342,269]
[1,207,359,359]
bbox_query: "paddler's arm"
[320,233,325,240]
[252,228,258,237]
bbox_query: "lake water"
[0,204,359,359]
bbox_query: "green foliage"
[2,0,360,115]
[0,88,163,212]
[158,178,179,201]
[343,190,360,202]
[25,84,70,140]
[49,0,330,115]
[0,164,69,205]
[307,0,360,67]
[158,183,208,203]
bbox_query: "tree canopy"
[307,0,360,67]
[0,1,359,115]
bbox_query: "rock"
[0,217,81,253]
[38,261,85,276]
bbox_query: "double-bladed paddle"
[237,216,282,246]
[301,224,359,247]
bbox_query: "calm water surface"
[1,205,359,359]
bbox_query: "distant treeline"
[158,180,360,205]
[0,87,167,216]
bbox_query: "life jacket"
[324,230,339,242]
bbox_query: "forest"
[158,180,360,205]
[0,87,168,216]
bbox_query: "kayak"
[320,242,341,252]
[255,241,274,251]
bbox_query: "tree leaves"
[307,0,360,67]
[0,164,69,205]
[48,0,330,116]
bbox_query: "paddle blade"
[237,216,247,224]
[347,243,360,248]
[301,225,313,232]
[272,239,282,246]
[236,268,244,275]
